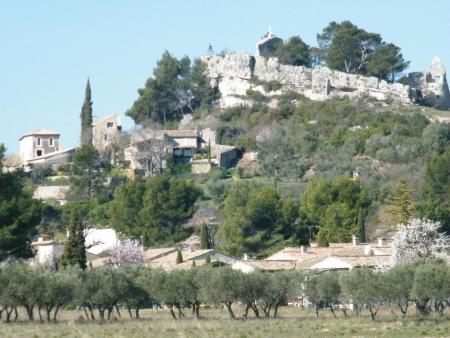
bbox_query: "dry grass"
[1,307,450,338]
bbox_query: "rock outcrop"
[201,53,450,110]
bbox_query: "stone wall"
[408,57,450,109]
[201,53,450,109]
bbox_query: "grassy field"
[1,307,450,338]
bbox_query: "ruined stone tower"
[409,56,450,109]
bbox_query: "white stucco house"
[84,228,119,255]
[19,129,76,171]
[31,236,65,265]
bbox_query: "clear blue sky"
[1,0,449,155]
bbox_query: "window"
[36,150,42,157]
[49,138,53,146]
[107,122,114,128]
[37,137,41,146]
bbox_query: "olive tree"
[200,267,243,319]
[341,268,386,320]
[411,260,450,316]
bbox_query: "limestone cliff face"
[201,53,450,110]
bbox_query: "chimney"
[352,235,360,247]
[243,253,249,261]
[300,245,308,254]
[377,237,387,246]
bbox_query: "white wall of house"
[173,137,198,149]
[310,257,353,271]
[19,136,34,162]
[85,228,119,255]
[232,261,255,273]
[35,243,65,265]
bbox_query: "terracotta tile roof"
[146,249,213,265]
[143,248,177,262]
[240,260,297,271]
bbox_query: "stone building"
[124,129,202,176]
[20,129,60,162]
[409,56,450,109]
[31,235,65,265]
[92,115,122,151]
[19,129,76,171]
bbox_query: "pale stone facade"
[92,115,122,151]
[409,56,450,109]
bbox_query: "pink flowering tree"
[391,219,448,266]
[110,239,144,266]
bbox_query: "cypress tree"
[61,210,87,269]
[176,250,183,264]
[80,79,93,146]
[388,177,414,225]
[358,208,366,242]
[200,224,211,249]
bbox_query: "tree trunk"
[193,302,200,320]
[224,302,235,319]
[54,305,61,322]
[25,305,34,321]
[398,300,408,318]
[135,308,140,319]
[38,306,43,322]
[88,305,95,320]
[13,307,18,322]
[107,306,113,320]
[5,306,13,323]
[273,304,280,318]
[243,304,250,319]
[169,305,177,320]
[329,304,336,318]
[84,306,90,321]
[251,303,260,318]
[315,306,319,318]
[45,306,52,322]
[115,304,121,317]
[175,304,184,318]
[127,307,133,319]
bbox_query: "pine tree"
[388,177,414,225]
[80,79,93,146]
[60,210,87,269]
[200,224,211,249]
[176,250,183,264]
[357,208,366,242]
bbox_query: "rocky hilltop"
[200,35,450,110]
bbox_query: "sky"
[1,0,449,155]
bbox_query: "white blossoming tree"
[110,239,144,266]
[391,218,448,266]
